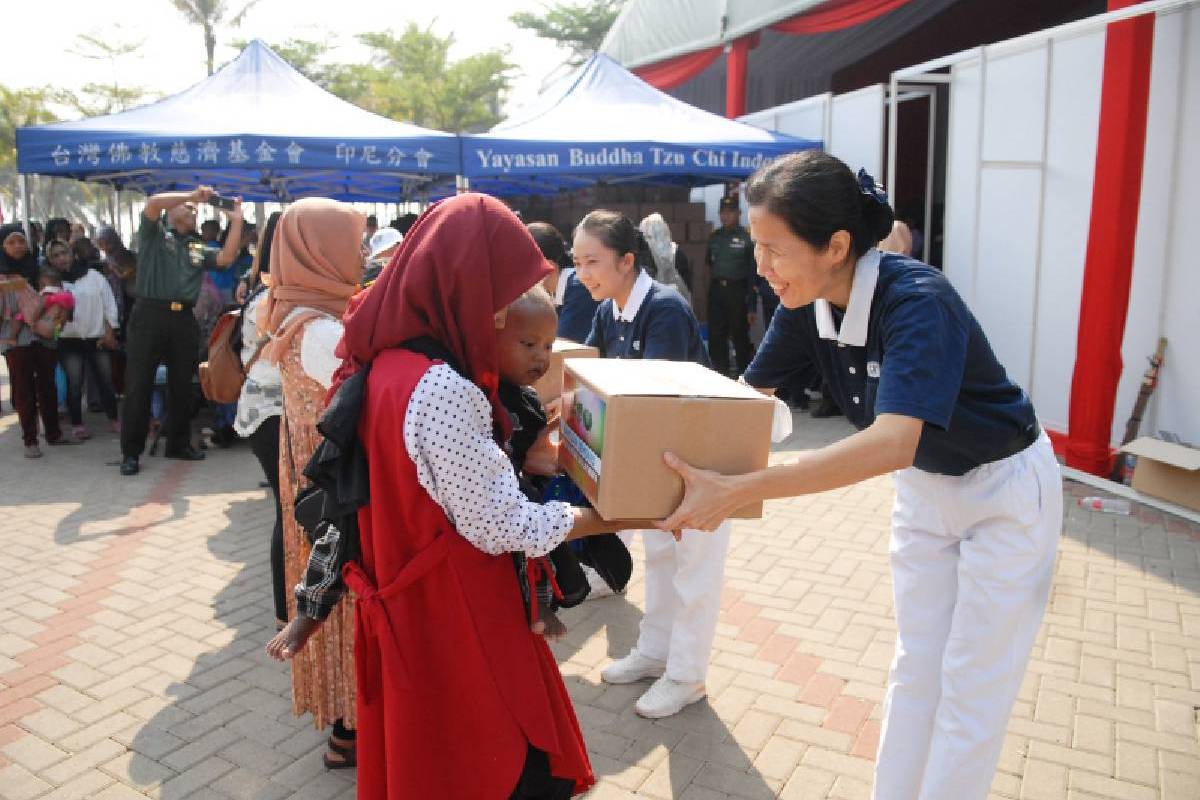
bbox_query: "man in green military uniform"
[120,186,244,476]
[706,195,757,377]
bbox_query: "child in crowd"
[34,268,76,341]
[494,285,591,640]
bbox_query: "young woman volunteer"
[658,151,1062,800]
[574,210,730,719]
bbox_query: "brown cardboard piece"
[533,339,599,403]
[560,359,774,520]
[1120,437,1200,512]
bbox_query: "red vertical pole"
[725,36,753,118]
[1065,1,1155,475]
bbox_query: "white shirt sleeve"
[299,316,344,390]
[403,363,573,557]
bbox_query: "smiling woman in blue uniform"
[573,210,723,720]
[527,222,600,344]
[659,152,1062,800]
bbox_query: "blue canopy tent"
[15,40,460,203]
[462,54,820,194]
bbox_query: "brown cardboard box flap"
[1120,437,1200,512]
[567,359,767,402]
[533,339,599,402]
[1120,438,1200,471]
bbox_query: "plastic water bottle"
[1077,497,1131,514]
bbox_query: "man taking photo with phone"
[119,185,244,476]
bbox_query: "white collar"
[553,268,573,306]
[814,249,880,347]
[612,269,653,322]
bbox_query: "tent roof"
[601,0,830,69]
[15,40,458,202]
[463,54,818,191]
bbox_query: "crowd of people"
[1,151,1057,800]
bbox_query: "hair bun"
[861,193,895,243]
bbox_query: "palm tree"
[169,0,261,76]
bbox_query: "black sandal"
[323,738,357,770]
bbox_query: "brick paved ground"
[1,372,1198,799]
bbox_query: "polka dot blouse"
[404,363,573,558]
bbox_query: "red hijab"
[335,193,551,440]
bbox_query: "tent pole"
[20,174,32,240]
[254,201,265,227]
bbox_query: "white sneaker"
[582,564,616,599]
[635,675,707,718]
[600,648,666,685]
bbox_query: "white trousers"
[621,520,732,683]
[873,433,1062,800]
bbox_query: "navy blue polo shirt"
[586,270,710,366]
[555,268,601,344]
[745,251,1038,476]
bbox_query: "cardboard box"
[687,220,714,243]
[533,339,599,403]
[560,359,774,520]
[674,202,708,222]
[1121,437,1200,512]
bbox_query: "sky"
[0,0,574,122]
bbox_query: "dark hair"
[392,213,419,236]
[70,236,99,262]
[526,222,569,268]
[366,214,378,226]
[257,211,283,275]
[44,217,71,243]
[746,151,894,258]
[575,209,654,272]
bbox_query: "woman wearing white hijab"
[638,213,692,303]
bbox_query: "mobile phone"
[207,194,237,211]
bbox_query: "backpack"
[199,308,266,403]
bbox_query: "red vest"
[344,348,593,799]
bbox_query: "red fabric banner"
[633,46,723,90]
[1066,1,1155,476]
[771,0,913,35]
[635,0,913,97]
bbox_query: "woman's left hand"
[657,452,745,535]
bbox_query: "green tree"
[0,86,57,173]
[0,84,111,224]
[62,28,152,116]
[511,0,625,65]
[168,0,261,76]
[356,25,514,132]
[227,27,513,132]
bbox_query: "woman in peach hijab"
[261,198,365,768]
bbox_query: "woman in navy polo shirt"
[573,210,727,720]
[659,152,1062,800]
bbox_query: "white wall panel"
[830,85,885,179]
[943,61,982,302]
[1029,31,1105,433]
[981,46,1049,163]
[974,167,1043,390]
[1153,6,1200,444]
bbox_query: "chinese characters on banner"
[41,139,442,171]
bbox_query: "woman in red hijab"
[320,194,646,799]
